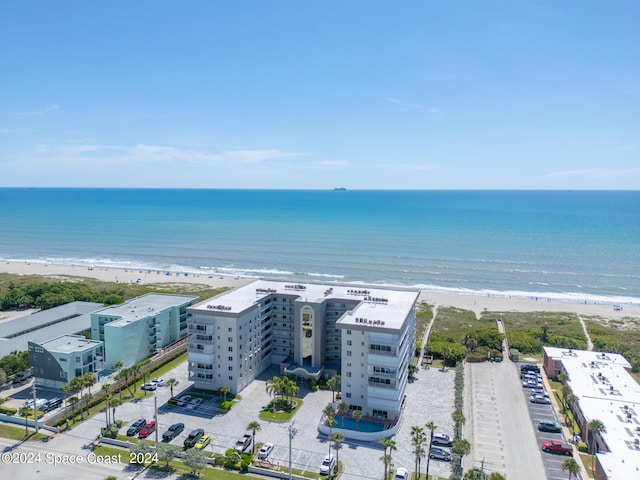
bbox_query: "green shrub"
[577,441,588,452]
[219,400,233,410]
[466,352,488,363]
[0,405,17,416]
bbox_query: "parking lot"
[520,364,582,480]
[56,358,455,480]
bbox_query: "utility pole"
[288,421,297,480]
[32,382,39,433]
[154,394,159,450]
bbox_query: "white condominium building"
[187,279,418,420]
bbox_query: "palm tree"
[411,425,426,478]
[327,375,341,403]
[561,458,580,479]
[325,416,337,456]
[286,378,299,407]
[83,372,97,394]
[109,396,120,424]
[131,364,141,393]
[120,367,134,396]
[331,432,345,472]
[588,419,607,473]
[425,421,437,480]
[337,401,349,428]
[19,406,32,436]
[113,361,124,401]
[219,385,231,402]
[379,437,396,480]
[441,345,452,370]
[68,396,79,423]
[247,421,261,454]
[387,439,397,479]
[82,393,92,418]
[452,409,466,438]
[266,376,280,407]
[104,393,113,424]
[165,378,178,398]
[59,384,70,429]
[352,410,364,431]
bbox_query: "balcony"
[188,345,214,355]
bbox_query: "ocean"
[0,189,638,304]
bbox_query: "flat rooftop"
[190,279,419,331]
[38,334,103,353]
[544,347,640,477]
[95,293,199,327]
[0,301,102,357]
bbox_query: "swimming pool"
[333,415,386,433]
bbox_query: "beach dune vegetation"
[487,311,587,354]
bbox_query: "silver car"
[429,447,452,461]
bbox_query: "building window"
[346,351,352,357]
[346,371,352,377]
[228,356,233,361]
[228,327,233,332]
[228,347,233,352]
[346,329,351,335]
[229,366,233,371]
[346,340,352,346]
[228,337,233,342]
[229,376,233,380]
[346,392,351,398]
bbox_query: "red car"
[138,421,156,438]
[541,440,573,455]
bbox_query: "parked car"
[258,442,274,459]
[432,433,453,446]
[42,398,62,412]
[523,379,543,389]
[194,434,211,450]
[319,454,336,475]
[177,395,192,406]
[126,418,146,436]
[537,420,562,433]
[531,388,549,397]
[184,428,204,448]
[162,422,185,441]
[530,394,551,404]
[520,363,540,373]
[394,467,409,480]
[541,440,573,455]
[138,421,156,438]
[429,447,452,461]
[235,434,252,452]
[141,382,157,391]
[187,398,203,410]
[151,378,165,387]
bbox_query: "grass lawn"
[579,452,595,478]
[259,398,303,422]
[0,424,49,441]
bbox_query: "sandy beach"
[1,260,639,322]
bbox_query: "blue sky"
[1,1,639,189]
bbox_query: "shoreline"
[1,260,639,321]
